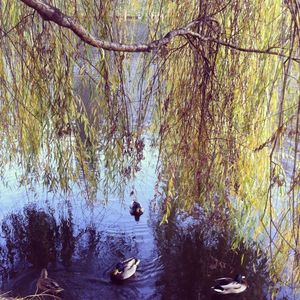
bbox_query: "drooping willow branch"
[186,30,300,63]
[19,0,188,52]
[19,0,300,62]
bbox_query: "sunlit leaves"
[0,0,137,197]
[1,0,300,294]
[148,0,300,292]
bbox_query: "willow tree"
[0,0,300,293]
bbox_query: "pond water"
[0,138,296,300]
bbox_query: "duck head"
[112,269,120,276]
[40,268,48,279]
[136,207,144,214]
[235,274,246,283]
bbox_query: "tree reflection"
[1,205,57,269]
[60,216,75,267]
[152,205,271,299]
[0,205,77,277]
[0,205,139,298]
[0,0,299,297]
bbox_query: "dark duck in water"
[36,268,64,295]
[130,200,144,221]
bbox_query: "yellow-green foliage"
[151,0,299,285]
[0,0,300,288]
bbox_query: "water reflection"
[60,216,75,267]
[0,202,276,299]
[1,205,57,269]
[152,205,271,300]
[0,200,149,299]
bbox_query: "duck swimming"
[211,274,247,294]
[36,268,64,294]
[130,201,144,221]
[111,257,140,281]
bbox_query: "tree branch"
[20,0,188,52]
[0,13,34,39]
[19,0,300,63]
[185,30,300,63]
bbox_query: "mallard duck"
[130,201,144,221]
[111,258,140,281]
[211,274,247,294]
[36,268,64,294]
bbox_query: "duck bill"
[112,269,120,276]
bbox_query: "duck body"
[130,201,144,219]
[111,258,140,281]
[37,268,64,294]
[212,274,247,295]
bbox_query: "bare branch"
[185,30,300,63]
[20,0,188,52]
[19,0,300,63]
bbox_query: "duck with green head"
[111,258,140,281]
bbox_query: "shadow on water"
[151,206,271,300]
[0,203,148,299]
[0,202,274,299]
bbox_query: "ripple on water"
[133,255,164,283]
[68,256,163,299]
